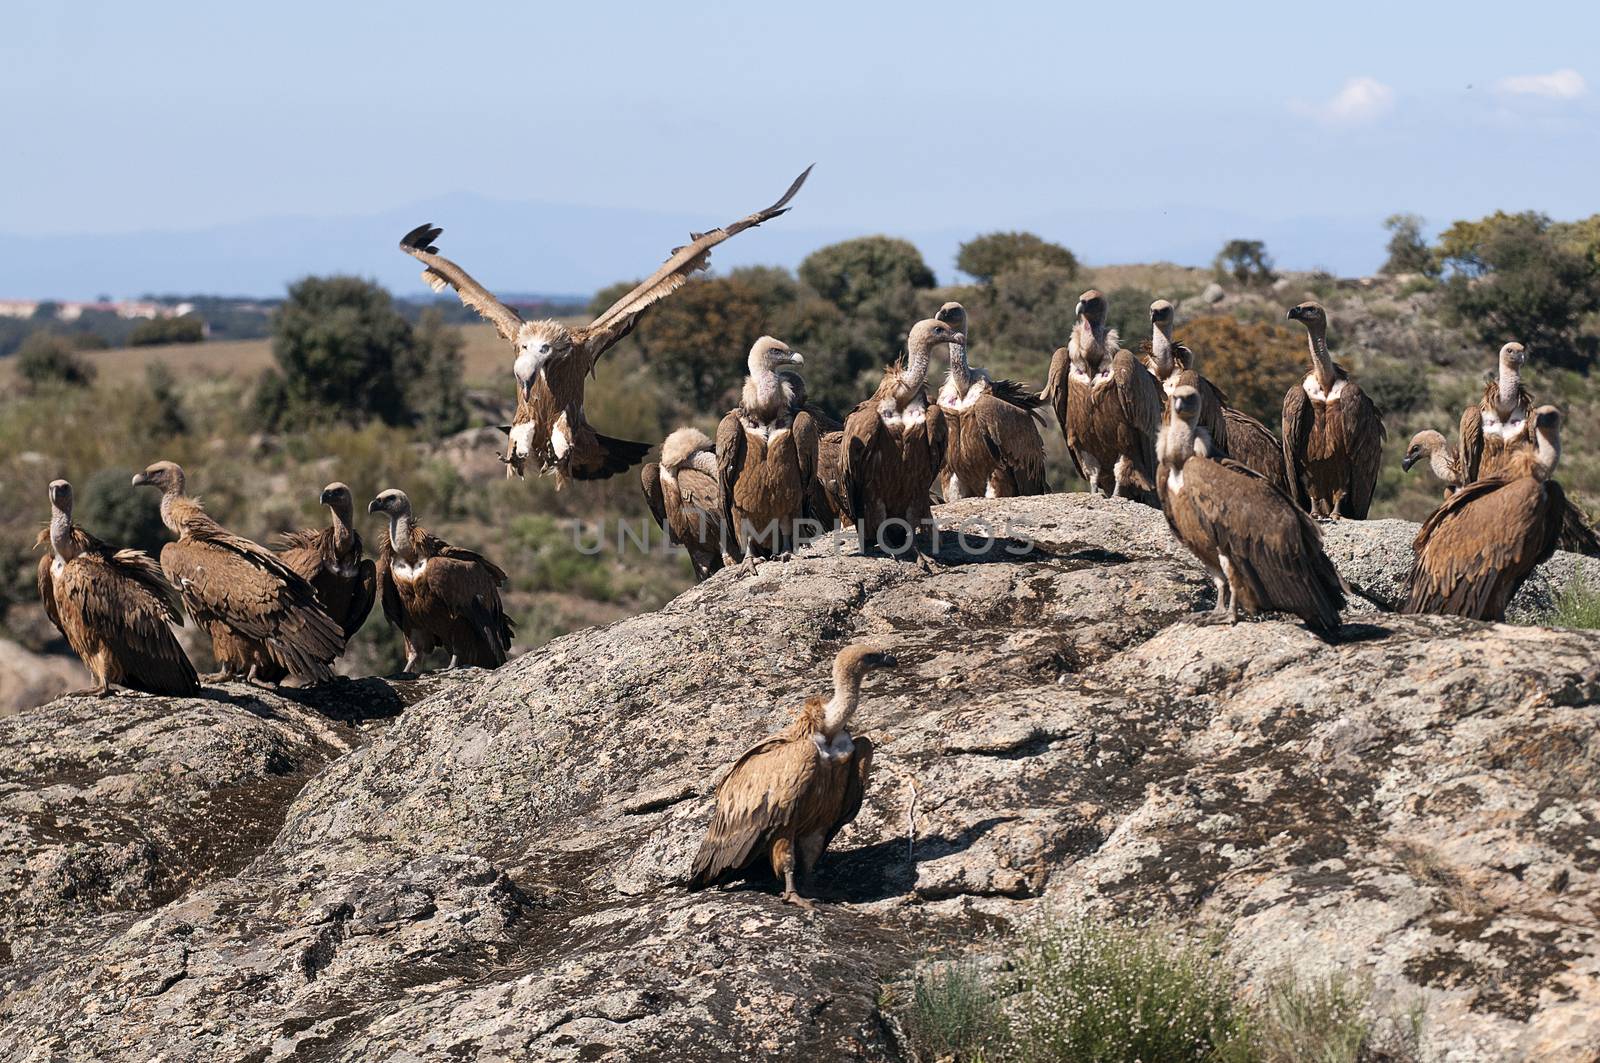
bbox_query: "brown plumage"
[36,479,199,697]
[716,337,822,561]
[688,644,897,908]
[1145,300,1229,452]
[1405,407,1569,621]
[1221,407,1293,493]
[398,166,812,486]
[133,462,345,685]
[273,482,376,641]
[1158,386,1345,634]
[933,302,1048,499]
[1042,290,1162,504]
[1459,343,1534,483]
[370,489,514,671]
[1401,429,1465,498]
[641,427,726,582]
[841,319,955,558]
[1282,301,1385,518]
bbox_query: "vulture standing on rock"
[1158,387,1346,634]
[133,462,345,685]
[688,643,896,909]
[716,337,822,562]
[1042,290,1162,504]
[1405,406,1570,622]
[370,489,514,672]
[932,302,1049,499]
[275,482,377,641]
[1459,342,1534,483]
[841,318,955,559]
[1283,301,1385,519]
[398,166,813,486]
[36,479,199,697]
[641,427,726,582]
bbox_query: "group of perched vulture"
[32,167,1595,905]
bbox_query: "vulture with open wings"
[399,166,813,486]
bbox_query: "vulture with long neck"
[133,462,344,685]
[399,166,812,487]
[1159,386,1346,634]
[688,643,897,908]
[841,318,956,559]
[1459,342,1534,482]
[1401,429,1465,498]
[932,302,1048,499]
[1282,301,1385,518]
[641,427,726,582]
[1405,407,1571,621]
[274,482,376,641]
[370,489,514,672]
[36,479,199,697]
[1042,290,1162,504]
[1147,300,1291,492]
[715,337,821,561]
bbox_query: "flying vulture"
[1282,301,1385,518]
[1042,290,1162,504]
[370,489,514,671]
[398,166,813,487]
[36,479,199,697]
[932,302,1048,499]
[133,461,344,685]
[641,427,726,582]
[716,337,822,562]
[688,643,897,908]
[1405,406,1570,621]
[274,482,377,641]
[1459,342,1534,482]
[841,318,955,559]
[1158,386,1346,634]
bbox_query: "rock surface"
[1,495,1598,1061]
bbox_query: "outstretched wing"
[578,166,813,361]
[398,223,525,341]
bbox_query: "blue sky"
[3,1,1596,293]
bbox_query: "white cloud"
[1315,77,1395,124]
[1495,69,1587,99]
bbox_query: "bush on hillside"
[1381,214,1438,277]
[76,467,168,554]
[1213,239,1277,287]
[405,308,470,436]
[1178,316,1306,427]
[958,231,1078,284]
[16,332,96,388]
[974,260,1083,354]
[129,315,206,346]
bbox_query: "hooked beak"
[131,471,151,487]
[788,352,804,366]
[367,498,382,514]
[871,651,899,669]
[1286,307,1301,320]
[1401,452,1420,471]
[320,488,337,506]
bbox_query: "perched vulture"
[932,302,1048,499]
[1158,386,1346,634]
[133,462,344,685]
[370,489,514,671]
[36,479,198,697]
[1401,429,1465,499]
[688,643,897,908]
[641,427,726,582]
[716,337,822,561]
[1405,407,1570,621]
[841,318,956,559]
[1459,342,1533,482]
[274,482,377,641]
[398,166,813,486]
[1042,290,1162,504]
[1282,301,1385,518]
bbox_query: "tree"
[405,308,470,436]
[1380,214,1436,277]
[957,232,1078,284]
[973,260,1083,353]
[15,332,96,388]
[256,276,416,430]
[1176,316,1305,427]
[1212,240,1276,287]
[1437,212,1600,370]
[621,272,793,409]
[799,237,935,314]
[129,315,206,346]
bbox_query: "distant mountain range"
[0,193,1392,301]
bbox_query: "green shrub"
[1253,972,1422,1063]
[959,232,1078,284]
[129,315,206,346]
[16,332,96,388]
[76,467,168,554]
[1359,359,1428,416]
[1380,215,1437,278]
[1545,574,1600,629]
[1177,317,1306,428]
[1213,240,1277,287]
[909,960,1002,1061]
